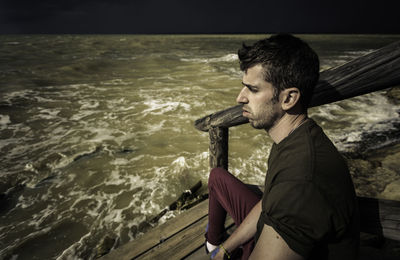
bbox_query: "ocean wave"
[344,49,374,56]
[2,89,37,105]
[142,100,191,115]
[36,109,61,120]
[321,50,376,70]
[310,90,400,152]
[181,53,238,63]
[4,41,20,45]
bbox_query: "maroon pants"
[206,168,262,260]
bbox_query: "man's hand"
[218,201,262,255]
[207,201,262,259]
[210,247,224,260]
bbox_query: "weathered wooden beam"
[209,127,229,170]
[358,196,400,241]
[311,40,400,107]
[195,105,248,133]
[194,40,400,132]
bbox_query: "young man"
[206,34,360,260]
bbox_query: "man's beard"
[249,100,281,130]
[250,110,281,130]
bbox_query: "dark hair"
[238,34,319,109]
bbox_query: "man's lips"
[242,107,251,117]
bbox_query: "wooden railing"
[194,41,400,241]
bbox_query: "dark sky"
[0,0,399,34]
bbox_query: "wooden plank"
[359,197,400,241]
[100,200,209,260]
[194,40,400,131]
[139,215,235,260]
[185,246,209,260]
[138,215,208,259]
[184,219,236,260]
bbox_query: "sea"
[1,34,400,259]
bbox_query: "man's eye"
[249,87,258,93]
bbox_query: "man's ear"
[281,88,301,111]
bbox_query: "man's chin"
[249,120,263,129]
[250,120,272,130]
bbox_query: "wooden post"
[209,127,228,170]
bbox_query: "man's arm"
[249,224,304,260]
[213,200,262,259]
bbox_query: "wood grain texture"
[209,127,229,170]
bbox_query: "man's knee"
[208,167,229,188]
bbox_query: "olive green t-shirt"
[255,119,359,259]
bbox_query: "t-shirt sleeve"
[260,181,333,258]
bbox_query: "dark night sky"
[0,0,399,34]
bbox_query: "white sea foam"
[343,131,362,143]
[88,127,116,143]
[101,78,132,86]
[181,53,238,63]
[344,50,374,56]
[5,41,20,45]
[28,205,55,228]
[0,114,11,125]
[324,50,376,69]
[34,96,57,103]
[17,194,36,209]
[56,231,92,260]
[310,90,400,152]
[111,158,130,166]
[2,89,37,104]
[48,152,72,171]
[171,156,188,168]
[158,210,176,225]
[79,100,100,109]
[37,108,61,120]
[70,110,96,121]
[142,100,191,115]
[208,53,238,62]
[103,208,124,223]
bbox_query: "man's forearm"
[221,200,262,253]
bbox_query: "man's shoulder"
[274,118,328,155]
[268,119,347,184]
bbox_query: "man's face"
[236,64,283,130]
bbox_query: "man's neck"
[267,113,308,144]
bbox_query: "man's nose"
[236,87,248,104]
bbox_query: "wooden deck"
[99,41,400,260]
[100,196,400,260]
[99,199,233,260]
